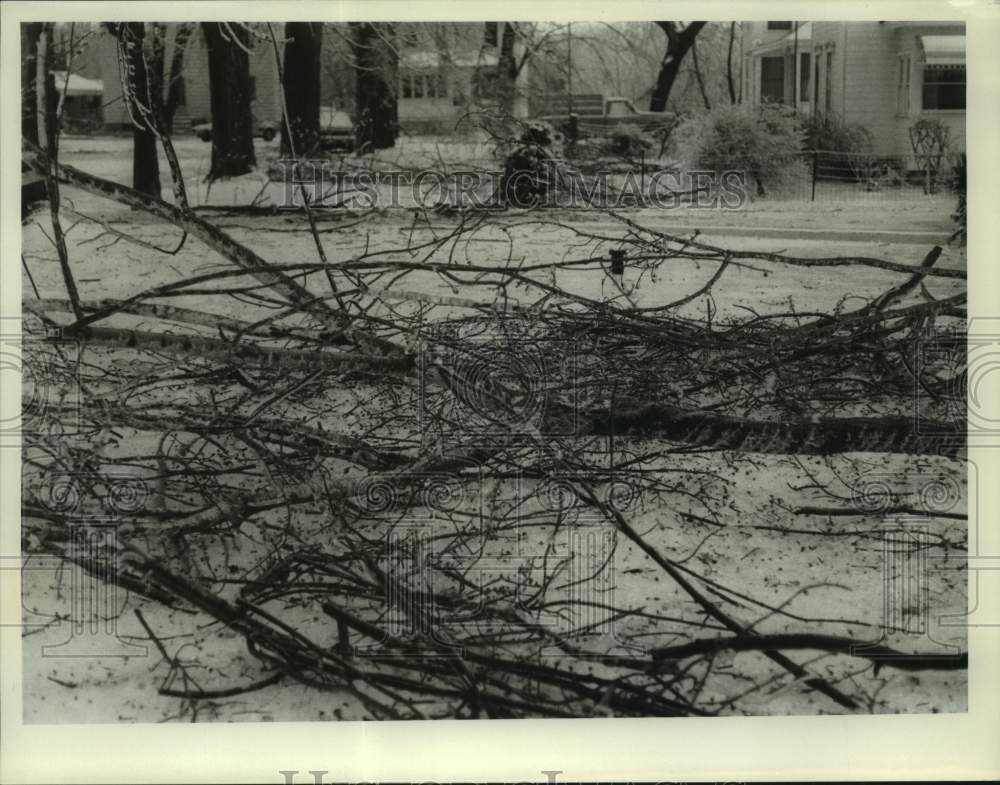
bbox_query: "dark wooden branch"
[652,633,967,672]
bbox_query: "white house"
[742,21,965,158]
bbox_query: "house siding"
[840,23,898,154]
[82,24,283,132]
[892,23,966,156]
[171,27,282,128]
[63,22,532,133]
[746,20,965,161]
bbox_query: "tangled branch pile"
[20,138,968,719]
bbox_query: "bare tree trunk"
[118,23,162,198]
[163,23,192,134]
[40,24,84,320]
[202,22,256,179]
[649,21,706,112]
[281,22,322,157]
[22,22,43,145]
[497,22,518,114]
[41,28,60,156]
[726,22,738,104]
[351,22,398,152]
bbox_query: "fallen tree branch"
[22,142,401,359]
[579,400,961,457]
[651,633,967,672]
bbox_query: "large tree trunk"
[497,22,518,114]
[117,23,162,198]
[163,23,193,134]
[649,21,706,112]
[351,22,398,152]
[280,22,322,157]
[22,23,43,145]
[202,22,256,179]
[41,26,60,153]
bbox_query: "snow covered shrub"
[800,111,874,155]
[500,121,560,208]
[672,101,806,196]
[801,112,876,187]
[604,124,654,160]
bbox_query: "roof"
[920,35,966,65]
[50,71,103,96]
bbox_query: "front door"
[760,55,785,103]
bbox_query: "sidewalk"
[613,222,952,244]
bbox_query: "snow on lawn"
[20,135,968,721]
[22,203,965,332]
[22,447,968,721]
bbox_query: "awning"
[50,71,104,96]
[919,35,966,66]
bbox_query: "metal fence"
[785,149,964,203]
[566,135,963,205]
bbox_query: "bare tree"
[483,22,565,115]
[21,22,44,146]
[649,21,706,112]
[163,23,193,134]
[350,22,398,151]
[106,23,162,197]
[497,22,518,112]
[202,22,256,178]
[280,22,322,157]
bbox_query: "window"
[760,56,785,103]
[401,72,447,100]
[896,54,911,114]
[767,21,793,30]
[799,52,811,102]
[922,65,965,110]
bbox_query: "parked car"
[191,116,279,142]
[540,94,675,135]
[318,106,355,152]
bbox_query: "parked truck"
[540,94,675,137]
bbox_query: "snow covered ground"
[20,135,968,721]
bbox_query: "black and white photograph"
[2,0,999,781]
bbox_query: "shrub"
[671,101,806,196]
[800,112,876,185]
[499,121,560,208]
[603,124,654,160]
[800,111,873,154]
